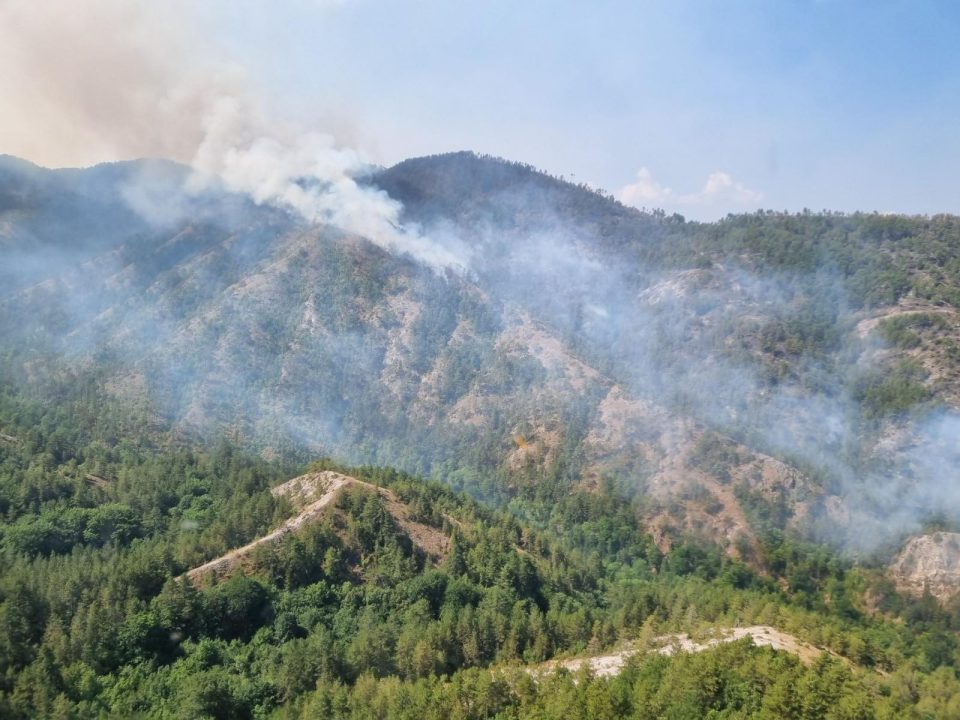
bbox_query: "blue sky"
[192,0,960,219]
[3,1,959,219]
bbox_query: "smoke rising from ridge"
[0,0,467,271]
[2,2,959,560]
[189,97,470,271]
[3,145,960,558]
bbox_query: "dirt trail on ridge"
[183,470,449,584]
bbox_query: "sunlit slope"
[2,152,960,563]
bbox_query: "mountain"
[3,151,960,716]
[3,152,959,556]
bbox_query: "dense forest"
[2,381,960,718]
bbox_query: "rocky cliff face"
[890,533,960,602]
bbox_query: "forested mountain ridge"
[4,151,960,716]
[3,152,959,558]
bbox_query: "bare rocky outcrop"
[497,313,603,392]
[380,286,425,400]
[889,532,960,602]
[854,299,959,340]
[581,384,827,559]
[855,299,960,409]
[541,625,836,679]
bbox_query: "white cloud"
[616,167,763,220]
[616,168,673,205]
[701,171,763,205]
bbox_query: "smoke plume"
[0,0,466,270]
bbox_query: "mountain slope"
[2,151,960,568]
[3,318,960,717]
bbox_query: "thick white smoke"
[0,0,467,271]
[189,96,469,271]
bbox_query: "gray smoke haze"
[437,199,960,555]
[1,2,958,560]
[3,149,960,558]
[0,0,467,271]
